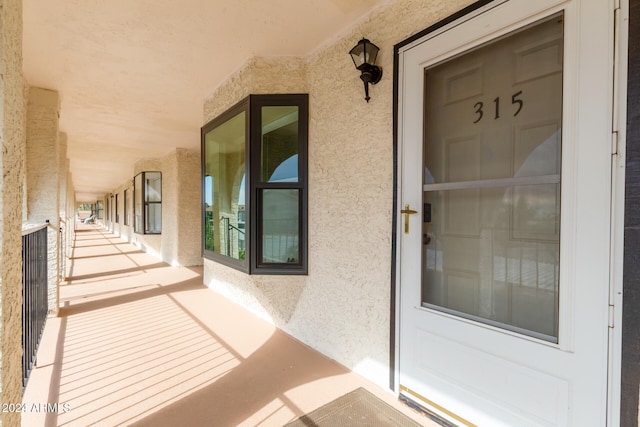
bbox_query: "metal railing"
[261,218,299,263]
[22,224,48,390]
[221,217,245,258]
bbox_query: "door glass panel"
[260,189,300,264]
[422,14,563,341]
[203,111,247,260]
[261,106,299,182]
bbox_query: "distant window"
[96,201,104,220]
[124,189,130,226]
[115,194,119,223]
[201,94,308,274]
[134,172,162,234]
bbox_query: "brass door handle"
[400,204,418,234]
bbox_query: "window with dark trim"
[115,193,119,223]
[201,94,308,275]
[134,171,162,234]
[124,188,130,226]
[96,201,104,220]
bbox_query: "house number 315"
[473,91,523,123]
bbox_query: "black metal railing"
[221,217,245,259]
[22,224,48,390]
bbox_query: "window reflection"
[204,111,246,261]
[261,106,299,183]
[260,189,299,264]
[421,14,563,341]
[201,94,308,274]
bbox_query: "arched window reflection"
[203,110,246,261]
[261,106,299,183]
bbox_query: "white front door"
[397,1,614,425]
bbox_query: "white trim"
[557,0,579,353]
[607,0,628,424]
[393,48,407,396]
[423,174,560,192]
[396,0,510,55]
[395,0,616,424]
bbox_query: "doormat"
[284,387,424,427]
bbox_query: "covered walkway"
[22,224,433,426]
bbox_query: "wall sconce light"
[349,38,383,102]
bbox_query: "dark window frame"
[115,193,119,223]
[96,201,104,220]
[201,94,308,275]
[201,98,250,273]
[124,188,130,226]
[134,171,162,235]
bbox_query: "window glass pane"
[204,175,214,252]
[145,203,162,234]
[261,106,299,182]
[134,173,143,233]
[124,189,130,226]
[422,15,562,340]
[260,189,299,264]
[204,111,246,260]
[96,201,104,220]
[145,172,162,202]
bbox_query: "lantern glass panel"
[350,43,366,68]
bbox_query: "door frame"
[609,1,628,426]
[390,1,629,425]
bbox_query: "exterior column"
[58,133,70,279]
[26,87,60,316]
[176,149,202,266]
[0,0,27,424]
[65,163,75,262]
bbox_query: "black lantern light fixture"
[349,38,383,102]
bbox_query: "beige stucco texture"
[108,148,202,268]
[1,0,26,423]
[203,0,475,387]
[26,88,62,316]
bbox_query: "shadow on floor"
[24,226,430,427]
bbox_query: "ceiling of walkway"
[23,0,389,202]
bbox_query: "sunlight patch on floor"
[56,292,239,426]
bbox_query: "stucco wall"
[58,133,68,220]
[175,149,202,266]
[26,87,60,315]
[203,57,309,119]
[58,133,69,280]
[0,0,26,424]
[109,181,134,243]
[65,169,75,262]
[129,149,201,267]
[202,0,475,387]
[160,152,178,264]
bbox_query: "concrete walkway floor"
[22,224,435,427]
